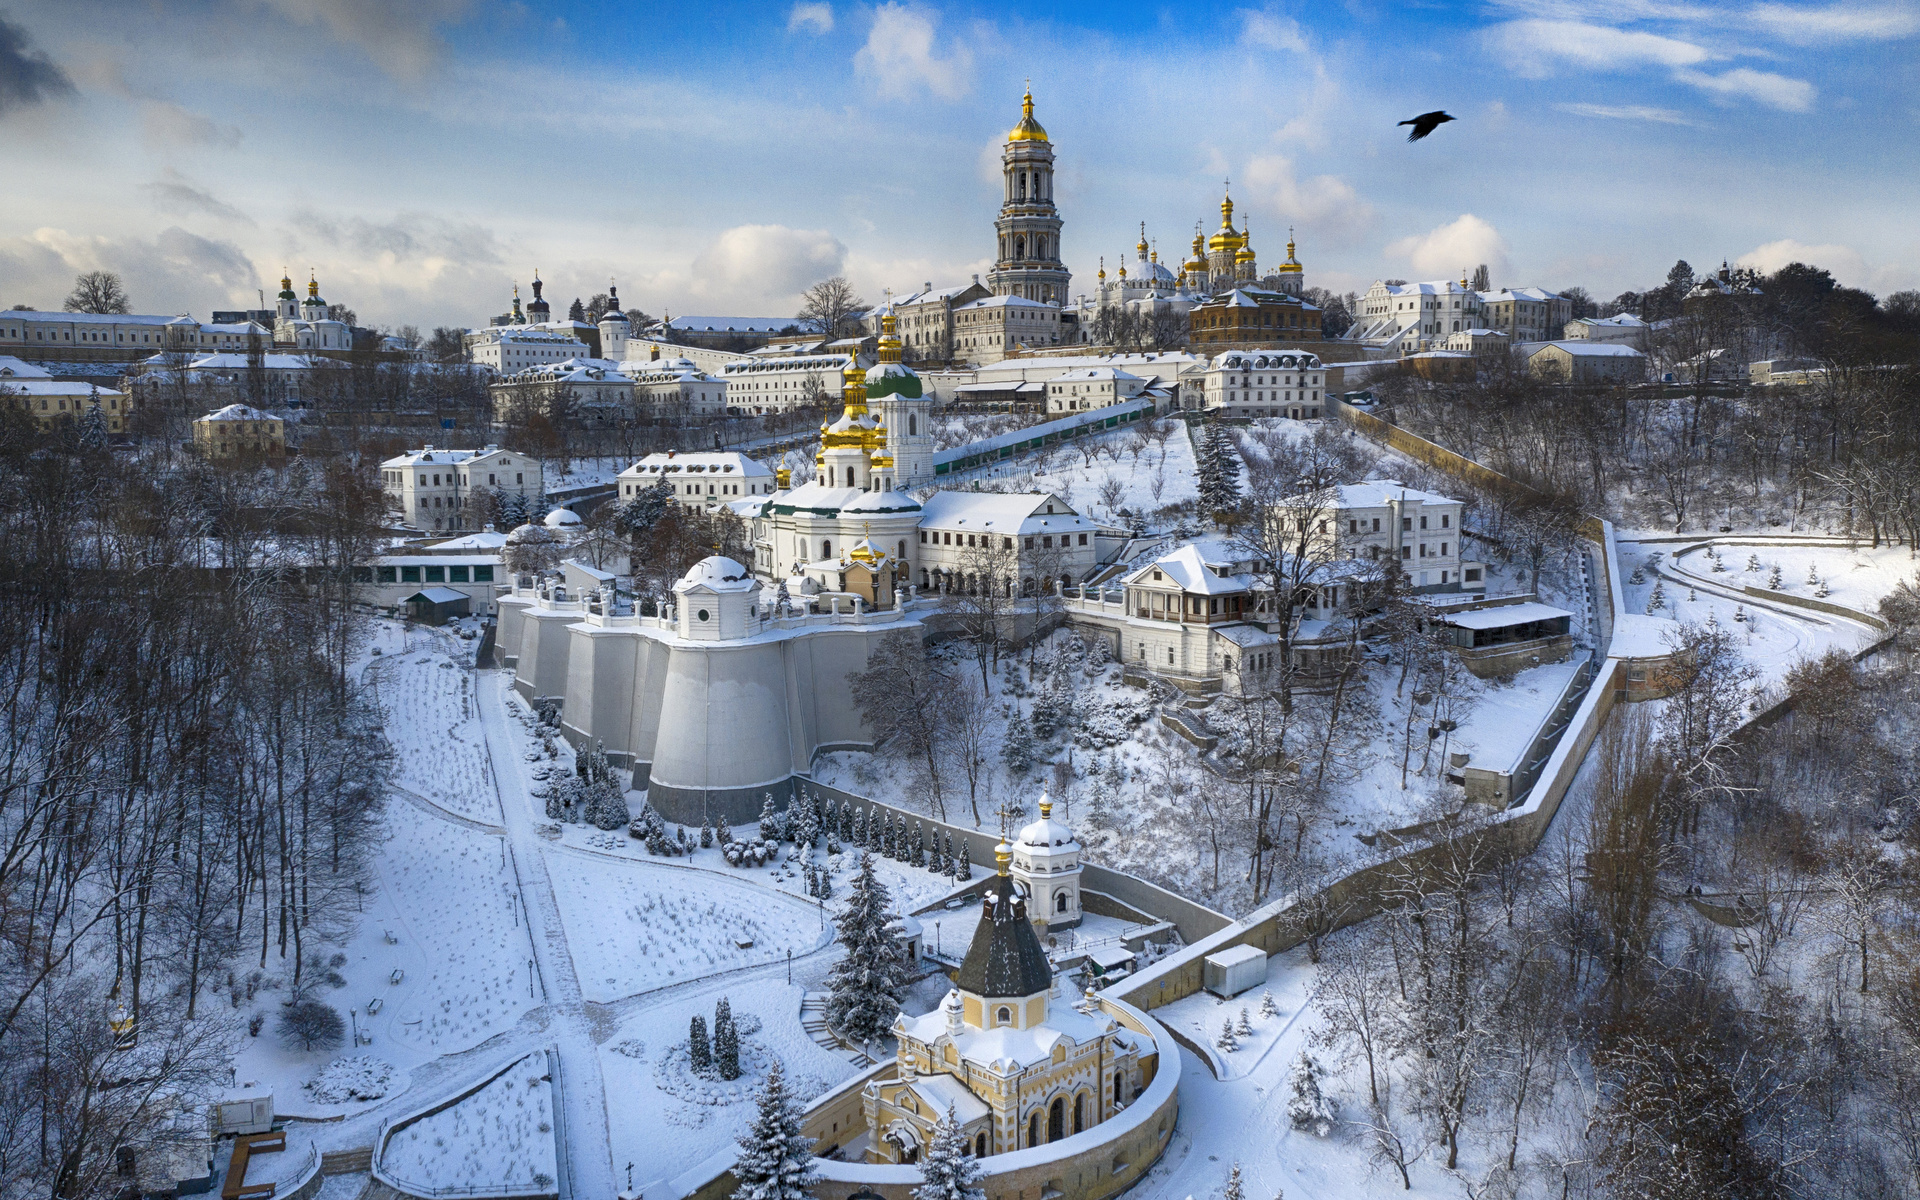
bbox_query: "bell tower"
[986,88,1071,306]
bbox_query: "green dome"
[863,361,922,400]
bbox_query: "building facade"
[0,311,270,366]
[1045,367,1146,414]
[617,451,778,511]
[720,354,851,413]
[271,273,353,353]
[986,90,1071,305]
[1526,342,1647,384]
[380,445,544,532]
[893,280,995,363]
[193,405,285,459]
[1199,350,1325,419]
[1477,288,1571,344]
[627,357,726,415]
[1187,287,1323,349]
[955,295,1069,364]
[490,361,635,423]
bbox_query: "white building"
[1344,278,1483,353]
[915,490,1097,595]
[929,351,1199,412]
[1526,342,1647,385]
[125,350,346,408]
[891,279,994,361]
[380,445,545,532]
[1199,350,1325,418]
[720,354,851,413]
[466,326,592,374]
[1279,479,1472,592]
[953,295,1069,364]
[490,360,635,423]
[1563,313,1651,350]
[1045,367,1146,414]
[629,357,726,415]
[0,310,270,366]
[617,451,778,511]
[1478,287,1571,345]
[270,273,353,353]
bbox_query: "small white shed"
[214,1084,274,1135]
[1203,944,1268,998]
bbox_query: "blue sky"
[1,1,1915,330]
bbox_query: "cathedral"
[272,272,352,352]
[863,798,1156,1163]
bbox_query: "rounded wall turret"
[1010,787,1083,931]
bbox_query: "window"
[400,566,421,582]
[1078,533,1088,546]
[377,566,397,583]
[473,565,494,582]
[449,565,470,582]
[1441,513,1451,528]
[996,1006,1011,1026]
[424,566,445,583]
[1402,517,1413,532]
[919,530,928,544]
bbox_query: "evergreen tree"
[1258,990,1279,1019]
[954,840,971,882]
[760,794,781,843]
[615,478,676,539]
[714,996,741,1080]
[719,816,733,845]
[579,741,629,830]
[1001,713,1034,775]
[731,1062,818,1200]
[702,819,715,848]
[690,1014,713,1077]
[1197,421,1242,517]
[78,400,108,450]
[1222,1163,1244,1200]
[1287,1052,1337,1136]
[1236,1007,1253,1037]
[1216,1017,1239,1052]
[913,1105,986,1200]
[825,852,908,1045]
[851,806,866,846]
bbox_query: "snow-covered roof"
[917,491,1089,533]
[661,316,798,334]
[1210,350,1323,371]
[428,531,510,550]
[405,587,470,604]
[621,451,772,478]
[503,359,633,384]
[1212,623,1278,648]
[1438,601,1571,630]
[198,404,277,422]
[1287,479,1459,509]
[169,352,333,371]
[1610,613,1681,658]
[903,1072,991,1126]
[1125,543,1252,595]
[381,445,521,468]
[724,354,849,374]
[1531,341,1646,358]
[1206,944,1266,969]
[1,379,124,397]
[542,507,582,527]
[1572,314,1648,329]
[1376,279,1475,297]
[955,295,1058,311]
[1017,795,1077,852]
[1048,367,1142,383]
[1,310,207,327]
[768,483,923,517]
[1480,287,1562,303]
[0,356,52,377]
[678,556,756,592]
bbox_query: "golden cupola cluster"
[1207,189,1247,255]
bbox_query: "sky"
[0,1,1916,332]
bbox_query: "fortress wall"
[513,607,578,702]
[559,626,640,763]
[494,596,531,668]
[626,636,672,786]
[649,641,803,825]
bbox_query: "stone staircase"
[801,991,875,1066]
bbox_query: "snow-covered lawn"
[544,848,833,1003]
[381,1053,558,1196]
[370,624,499,824]
[940,419,1202,524]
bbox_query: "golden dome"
[1206,189,1244,254]
[1235,219,1257,265]
[1007,88,1049,143]
[1097,256,1106,282]
[1276,228,1303,274]
[1136,222,1149,259]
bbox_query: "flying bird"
[1398,111,1456,141]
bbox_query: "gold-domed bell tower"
[986,88,1071,306]
[1183,224,1209,295]
[1235,219,1258,283]
[1273,227,1305,297]
[817,354,882,490]
[865,303,933,489]
[1206,186,1247,287]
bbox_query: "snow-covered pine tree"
[1222,1162,1244,1200]
[913,822,925,868]
[1001,713,1035,775]
[913,1105,985,1200]
[78,400,108,450]
[1030,690,1059,741]
[1287,1051,1337,1136]
[818,870,833,901]
[759,794,780,843]
[702,820,715,848]
[1216,1018,1238,1052]
[714,997,741,1080]
[954,840,971,881]
[731,1061,818,1200]
[1768,564,1783,589]
[1747,553,1761,572]
[851,806,866,847]
[1258,990,1279,1019]
[840,801,854,843]
[1628,565,1646,585]
[825,851,908,1045]
[1197,422,1242,517]
[690,1014,713,1077]
[1236,1007,1253,1037]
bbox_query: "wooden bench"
[221,1130,286,1200]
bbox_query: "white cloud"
[0,225,258,313]
[1748,3,1920,43]
[1385,214,1510,282]
[1556,101,1697,125]
[141,99,242,148]
[1485,19,1710,78]
[1242,154,1375,243]
[1673,67,1815,111]
[290,210,504,267]
[854,3,973,101]
[787,3,833,34]
[688,224,846,309]
[1735,239,1919,293]
[250,0,474,81]
[1239,9,1308,53]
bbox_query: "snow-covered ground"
[380,1053,558,1196]
[936,418,1203,524]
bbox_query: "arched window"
[1048,1097,1065,1143]
[822,540,832,559]
[1027,1112,1041,1148]
[1015,236,1026,261]
[975,1132,988,1158]
[996,1006,1011,1026]
[845,466,855,487]
[1074,1093,1086,1133]
[908,414,917,435]
[1055,892,1069,913]
[1115,1074,1126,1106]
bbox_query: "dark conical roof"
[953,872,1051,999]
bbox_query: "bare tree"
[798,276,866,338]
[847,631,958,820]
[63,270,130,314]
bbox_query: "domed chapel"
[863,801,1155,1164]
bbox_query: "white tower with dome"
[1010,786,1082,932]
